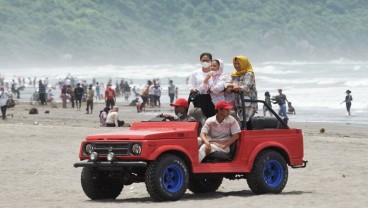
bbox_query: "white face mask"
[201,62,211,68]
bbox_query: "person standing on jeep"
[226,55,258,130]
[198,101,241,163]
[188,52,216,118]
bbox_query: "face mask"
[176,107,185,118]
[201,62,211,68]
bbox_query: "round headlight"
[131,143,142,155]
[107,152,115,161]
[85,144,94,155]
[90,152,99,161]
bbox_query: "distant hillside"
[0,0,367,67]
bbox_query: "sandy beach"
[1,101,367,208]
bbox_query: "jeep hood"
[85,122,198,141]
[85,129,194,141]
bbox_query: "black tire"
[145,154,188,201]
[188,177,223,194]
[247,150,288,194]
[81,167,124,200]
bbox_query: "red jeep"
[74,97,307,201]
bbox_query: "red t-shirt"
[105,88,116,100]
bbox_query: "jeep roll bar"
[239,92,289,130]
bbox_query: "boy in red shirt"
[105,83,116,108]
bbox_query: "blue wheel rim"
[263,160,283,187]
[162,164,184,193]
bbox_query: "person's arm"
[230,72,253,93]
[198,74,211,94]
[157,113,176,121]
[188,71,198,92]
[199,121,212,154]
[217,118,241,149]
[221,133,240,149]
[114,113,119,126]
[225,76,234,92]
[210,75,227,94]
[199,132,212,154]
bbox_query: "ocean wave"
[257,76,341,85]
[255,65,300,75]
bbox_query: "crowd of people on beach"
[0,54,356,163]
[0,54,355,126]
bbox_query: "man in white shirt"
[106,106,124,127]
[198,101,241,162]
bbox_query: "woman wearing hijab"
[199,59,234,105]
[226,56,258,129]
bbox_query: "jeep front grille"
[92,142,130,156]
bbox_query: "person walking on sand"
[38,80,47,105]
[0,86,10,120]
[60,85,68,108]
[263,91,273,116]
[272,89,288,119]
[168,80,176,104]
[340,90,353,116]
[86,84,94,114]
[105,83,116,109]
[74,83,84,110]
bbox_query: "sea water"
[1,59,368,125]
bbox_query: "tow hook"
[292,160,308,169]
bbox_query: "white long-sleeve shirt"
[188,68,208,91]
[106,111,119,125]
[0,91,9,107]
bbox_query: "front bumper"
[73,161,147,168]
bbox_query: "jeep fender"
[247,142,291,169]
[147,145,193,164]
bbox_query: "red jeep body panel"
[78,121,304,174]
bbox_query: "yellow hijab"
[231,55,254,77]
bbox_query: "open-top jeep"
[74,96,307,201]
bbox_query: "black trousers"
[1,105,7,119]
[39,93,46,105]
[191,94,215,118]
